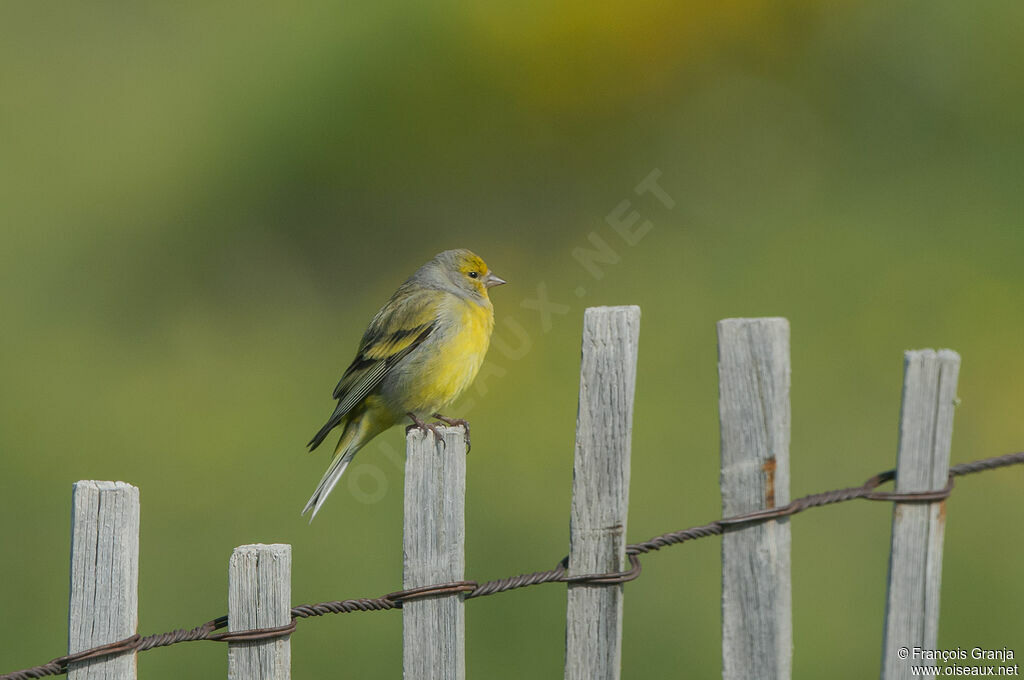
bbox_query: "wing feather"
[308,288,442,450]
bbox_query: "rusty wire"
[3,451,1022,680]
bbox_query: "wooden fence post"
[68,481,140,680]
[403,425,467,680]
[717,318,792,680]
[228,544,292,680]
[881,349,959,680]
[565,306,641,680]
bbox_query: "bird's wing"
[308,287,442,450]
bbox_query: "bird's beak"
[483,272,507,288]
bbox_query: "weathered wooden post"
[403,425,467,680]
[881,349,959,680]
[717,318,793,680]
[69,480,140,680]
[228,543,292,680]
[565,306,641,680]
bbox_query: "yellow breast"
[406,297,494,414]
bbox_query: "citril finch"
[303,249,506,519]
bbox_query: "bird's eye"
[468,271,479,279]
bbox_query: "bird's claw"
[406,413,446,449]
[432,414,471,453]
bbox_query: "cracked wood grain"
[717,318,792,680]
[565,306,640,680]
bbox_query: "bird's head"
[437,249,507,300]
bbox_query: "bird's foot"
[406,412,446,448]
[432,413,470,453]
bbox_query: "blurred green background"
[2,1,1022,677]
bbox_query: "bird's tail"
[302,413,381,521]
[308,406,344,451]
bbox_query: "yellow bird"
[303,249,506,519]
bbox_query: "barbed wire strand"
[3,451,1022,680]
